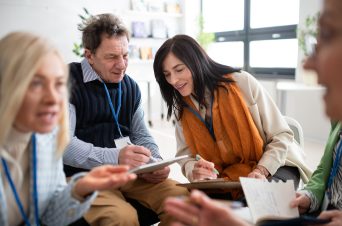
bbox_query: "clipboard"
[177,178,241,190]
[258,216,330,226]
[128,155,190,174]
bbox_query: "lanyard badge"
[102,81,123,137]
[1,133,39,226]
[102,81,132,148]
[326,139,342,202]
[186,95,215,140]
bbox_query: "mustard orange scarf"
[181,75,264,182]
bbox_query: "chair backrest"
[284,116,306,190]
[284,116,304,150]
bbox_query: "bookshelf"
[125,10,183,19]
[120,0,185,64]
[122,0,185,126]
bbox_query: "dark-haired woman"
[153,34,311,193]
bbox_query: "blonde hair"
[0,31,69,156]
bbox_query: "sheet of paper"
[240,177,299,223]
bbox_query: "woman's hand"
[164,190,249,226]
[73,165,136,199]
[191,159,217,181]
[248,165,269,179]
[290,192,311,214]
[317,210,342,226]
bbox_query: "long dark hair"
[153,34,240,120]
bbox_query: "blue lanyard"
[102,81,123,137]
[185,96,215,140]
[327,138,342,199]
[1,133,39,226]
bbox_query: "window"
[203,0,299,79]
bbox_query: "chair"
[284,115,304,150]
[284,115,306,189]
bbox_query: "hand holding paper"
[139,166,170,183]
[290,192,311,214]
[239,177,330,226]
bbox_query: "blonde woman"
[0,31,136,226]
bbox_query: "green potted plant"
[296,12,319,85]
[72,7,92,57]
[197,15,215,50]
[297,12,319,57]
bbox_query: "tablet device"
[128,155,190,174]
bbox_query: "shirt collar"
[81,58,102,83]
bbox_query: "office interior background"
[0,0,327,181]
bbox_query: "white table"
[276,81,324,114]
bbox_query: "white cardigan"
[175,71,312,183]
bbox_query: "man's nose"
[115,57,126,70]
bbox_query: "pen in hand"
[127,141,159,163]
[195,154,219,175]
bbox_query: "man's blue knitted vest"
[64,62,141,175]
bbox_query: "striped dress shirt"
[63,59,161,170]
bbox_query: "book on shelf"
[147,0,165,12]
[139,47,153,60]
[131,0,147,11]
[128,45,140,59]
[239,177,330,226]
[151,19,167,39]
[131,21,148,38]
[166,2,181,14]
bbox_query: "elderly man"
[63,13,188,226]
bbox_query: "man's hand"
[118,144,151,168]
[139,166,170,183]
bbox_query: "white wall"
[0,0,131,63]
[0,0,331,143]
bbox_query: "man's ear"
[84,49,93,65]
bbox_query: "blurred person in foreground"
[0,31,136,226]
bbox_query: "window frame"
[202,0,298,79]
